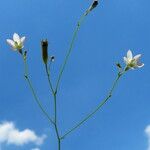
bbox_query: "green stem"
[45,64,55,95]
[60,72,123,139]
[54,123,61,150]
[45,62,61,149]
[54,94,61,150]
[55,14,86,93]
[51,12,88,150]
[54,94,57,123]
[23,56,54,125]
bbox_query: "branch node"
[24,75,28,79]
[109,94,112,98]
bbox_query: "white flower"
[6,33,25,51]
[123,50,144,70]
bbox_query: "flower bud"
[90,0,98,11]
[23,51,27,60]
[50,56,55,62]
[116,63,122,72]
[41,40,48,64]
[85,0,99,15]
[116,63,122,69]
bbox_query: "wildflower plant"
[6,0,144,150]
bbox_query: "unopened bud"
[116,62,123,73]
[41,40,48,64]
[85,0,99,15]
[116,63,122,69]
[23,51,27,60]
[90,0,99,11]
[50,56,55,62]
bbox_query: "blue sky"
[0,0,150,150]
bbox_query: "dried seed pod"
[41,40,48,64]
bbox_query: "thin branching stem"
[44,11,90,150]
[45,64,61,150]
[23,56,54,125]
[44,4,98,149]
[55,14,86,93]
[60,72,124,139]
[54,94,61,150]
[45,64,55,95]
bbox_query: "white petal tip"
[127,50,133,59]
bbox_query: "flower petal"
[6,39,17,50]
[137,62,144,68]
[21,36,25,43]
[127,50,133,59]
[13,33,20,43]
[123,57,128,64]
[134,54,141,61]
